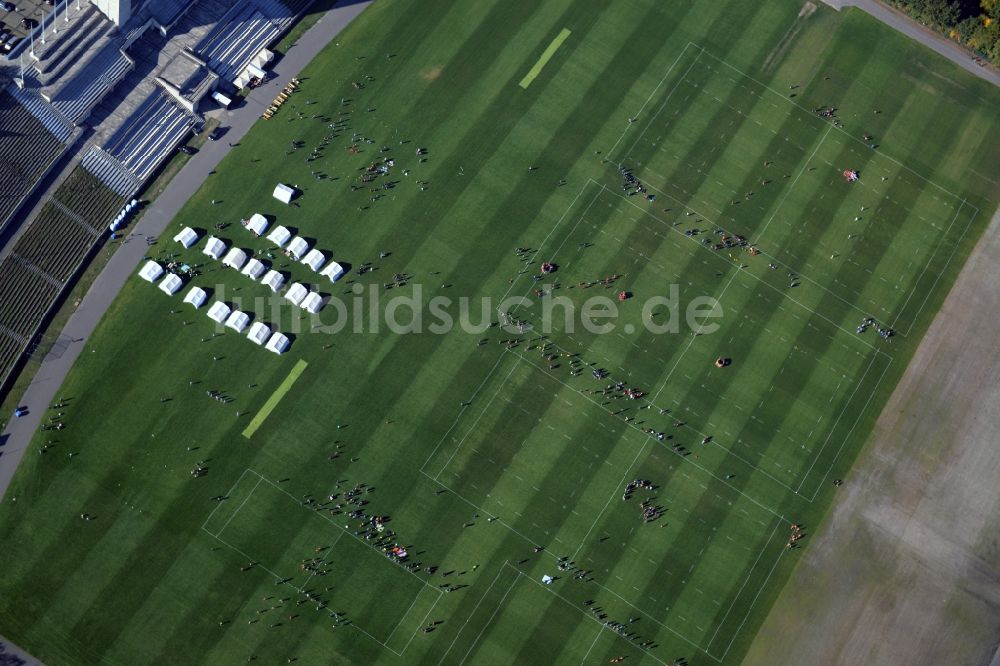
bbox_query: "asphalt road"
[0,1,373,660]
[822,0,1000,88]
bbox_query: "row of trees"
[885,0,1000,62]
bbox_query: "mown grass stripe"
[242,360,308,439]
[519,28,572,88]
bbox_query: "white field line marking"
[253,472,443,593]
[590,578,714,661]
[516,570,670,665]
[396,591,444,656]
[512,350,790,525]
[437,562,512,666]
[891,198,968,335]
[200,468,251,531]
[421,179,602,476]
[434,355,522,481]
[215,476,263,539]
[384,582,432,647]
[457,570,522,666]
[794,351,880,495]
[717,543,787,661]
[752,123,833,247]
[697,47,969,201]
[807,354,893,502]
[606,42,696,161]
[705,519,781,652]
[570,437,651,562]
[613,185,882,353]
[579,626,605,665]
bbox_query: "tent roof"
[222,248,248,270]
[261,270,285,292]
[286,236,309,259]
[206,301,231,323]
[273,183,295,204]
[241,258,267,279]
[138,261,164,283]
[173,227,198,248]
[159,273,183,295]
[301,249,326,271]
[265,332,290,354]
[203,236,227,259]
[321,260,345,282]
[301,291,324,313]
[246,213,268,235]
[225,310,250,332]
[247,321,271,345]
[267,225,292,247]
[284,282,308,306]
[184,286,207,308]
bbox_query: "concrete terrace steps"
[80,146,143,198]
[33,8,116,86]
[48,49,134,124]
[6,84,75,143]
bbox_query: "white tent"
[267,225,291,248]
[301,248,326,272]
[159,274,183,295]
[273,183,296,204]
[225,310,250,333]
[245,213,268,236]
[301,291,325,314]
[138,261,164,283]
[173,227,198,248]
[320,260,345,283]
[184,286,207,308]
[222,248,248,270]
[241,258,267,280]
[203,236,226,260]
[265,332,290,354]
[261,270,285,292]
[284,282,308,306]
[206,301,231,324]
[246,321,271,346]
[286,236,309,260]
[253,48,274,69]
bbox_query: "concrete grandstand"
[0,0,314,398]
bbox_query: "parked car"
[207,127,224,141]
[0,2,16,13]
[178,145,196,155]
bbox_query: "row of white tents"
[137,260,290,354]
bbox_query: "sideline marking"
[519,28,572,89]
[242,359,308,438]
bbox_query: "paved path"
[0,0,372,659]
[822,0,1000,87]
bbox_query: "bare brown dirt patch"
[744,205,1000,666]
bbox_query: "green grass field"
[1,0,998,664]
